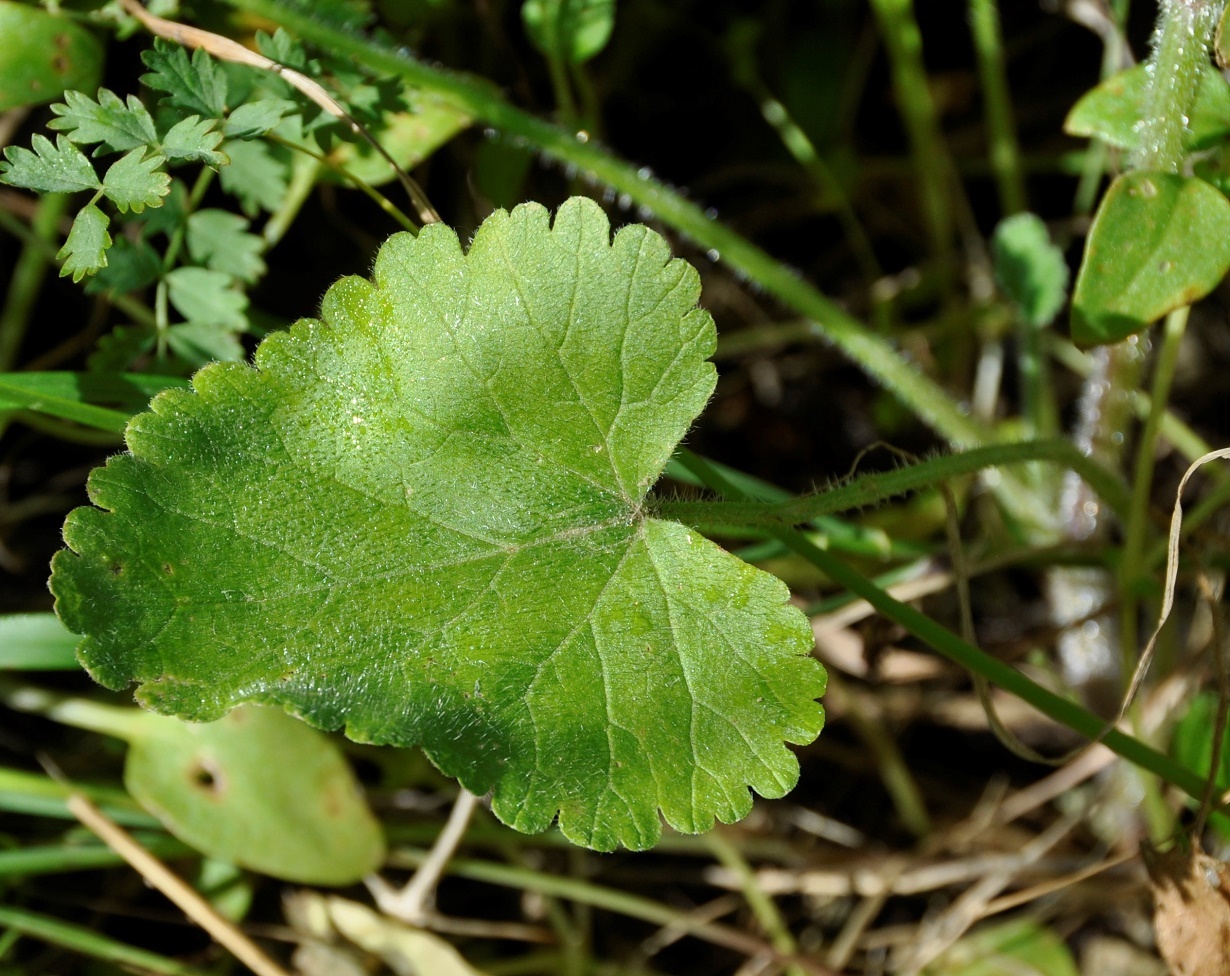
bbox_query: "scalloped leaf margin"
[51,197,826,851]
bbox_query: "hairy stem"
[657,439,1129,532]
[1133,0,1224,172]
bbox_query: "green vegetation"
[2,0,1230,973]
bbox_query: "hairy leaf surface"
[58,205,111,282]
[49,90,158,154]
[141,40,228,119]
[101,149,170,214]
[0,133,99,194]
[52,198,825,851]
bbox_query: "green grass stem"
[386,848,834,975]
[705,832,806,976]
[754,92,881,283]
[0,766,156,829]
[1119,306,1188,672]
[0,837,192,877]
[968,0,1026,215]
[0,905,206,975]
[867,0,955,266]
[0,195,67,372]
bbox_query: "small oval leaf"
[522,0,616,65]
[0,2,103,111]
[991,213,1068,328]
[1071,172,1230,346]
[125,706,385,885]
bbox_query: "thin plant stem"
[1119,306,1188,674]
[264,133,419,237]
[161,166,214,274]
[967,0,1026,216]
[385,848,839,976]
[0,837,195,877]
[825,675,932,838]
[0,194,67,372]
[0,766,155,828]
[1014,297,1057,443]
[705,832,806,976]
[754,90,881,282]
[570,60,602,136]
[867,0,955,270]
[540,0,579,122]
[367,789,479,924]
[656,439,1130,533]
[0,905,206,976]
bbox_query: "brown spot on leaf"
[188,757,226,798]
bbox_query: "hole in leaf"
[189,758,225,796]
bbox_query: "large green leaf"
[51,197,826,851]
[1071,172,1230,346]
